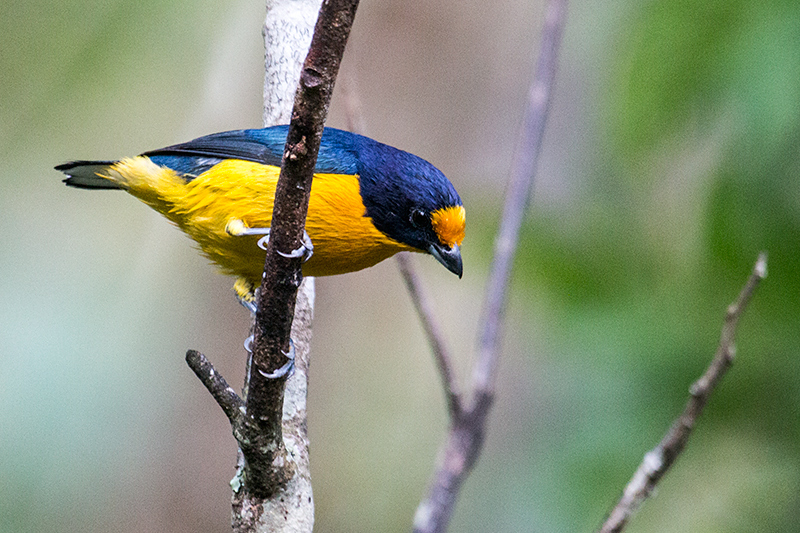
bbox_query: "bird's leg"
[226,218,271,237]
[226,219,272,249]
[227,217,307,381]
[235,276,294,380]
[233,278,258,314]
[226,219,313,260]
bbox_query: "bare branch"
[187,1,358,527]
[241,0,359,498]
[228,1,322,529]
[397,253,462,420]
[186,350,244,424]
[598,253,768,533]
[413,1,569,531]
[474,0,567,394]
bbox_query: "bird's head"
[354,137,465,277]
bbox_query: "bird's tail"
[57,160,124,190]
[58,157,190,219]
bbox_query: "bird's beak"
[428,243,463,278]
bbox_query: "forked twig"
[598,253,768,533]
[339,81,464,421]
[186,350,244,424]
[186,1,358,530]
[414,1,569,532]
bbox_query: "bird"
[57,125,465,309]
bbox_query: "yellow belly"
[111,157,414,284]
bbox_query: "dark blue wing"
[144,125,361,178]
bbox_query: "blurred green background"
[2,0,798,531]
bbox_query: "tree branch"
[185,0,357,530]
[339,73,464,425]
[186,350,244,424]
[229,1,322,529]
[598,253,768,533]
[241,0,359,498]
[397,253,462,420]
[413,1,569,532]
[473,0,566,395]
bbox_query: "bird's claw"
[225,219,272,251]
[227,219,313,261]
[276,230,314,262]
[244,336,295,379]
[259,355,294,379]
[256,235,271,251]
[244,334,254,353]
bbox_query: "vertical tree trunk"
[230,1,321,531]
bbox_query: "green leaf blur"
[2,1,798,532]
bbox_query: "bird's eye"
[410,208,427,228]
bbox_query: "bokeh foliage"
[1,1,798,532]
[498,2,800,531]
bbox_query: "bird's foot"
[226,219,313,261]
[260,340,295,379]
[225,219,272,251]
[243,335,295,379]
[276,230,314,261]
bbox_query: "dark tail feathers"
[56,160,122,190]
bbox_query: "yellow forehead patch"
[430,205,466,247]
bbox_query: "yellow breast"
[112,157,414,283]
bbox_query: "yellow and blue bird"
[57,126,465,306]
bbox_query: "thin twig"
[185,350,244,424]
[473,0,566,394]
[413,2,569,532]
[598,253,768,533]
[397,253,462,420]
[342,71,463,422]
[339,79,463,420]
